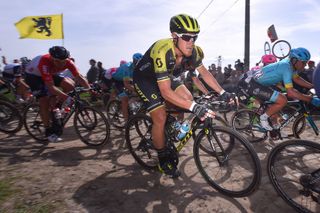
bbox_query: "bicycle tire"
[106,99,126,129]
[293,114,319,139]
[0,100,23,133]
[272,39,291,60]
[193,125,261,197]
[74,106,110,146]
[267,139,320,213]
[230,108,268,143]
[193,115,233,155]
[125,113,158,170]
[23,103,48,142]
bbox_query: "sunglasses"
[176,33,198,42]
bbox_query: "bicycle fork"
[305,114,319,136]
[205,128,229,166]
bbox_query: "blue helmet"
[132,53,143,61]
[289,47,311,61]
[132,53,143,65]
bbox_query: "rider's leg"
[150,106,167,150]
[150,106,180,178]
[16,78,31,100]
[120,96,129,120]
[260,92,287,130]
[59,77,75,94]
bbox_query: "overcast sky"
[0,0,319,75]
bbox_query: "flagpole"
[61,13,64,46]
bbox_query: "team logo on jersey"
[151,94,157,99]
[155,58,163,68]
[32,17,52,36]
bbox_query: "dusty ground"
[0,115,315,213]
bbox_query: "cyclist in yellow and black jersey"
[133,14,235,178]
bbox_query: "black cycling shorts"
[25,73,64,98]
[238,76,275,102]
[133,74,184,112]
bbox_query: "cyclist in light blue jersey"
[239,47,320,131]
[112,53,142,121]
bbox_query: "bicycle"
[23,87,111,146]
[264,39,291,60]
[0,99,23,133]
[125,95,261,197]
[230,98,318,143]
[267,139,320,212]
[106,92,146,129]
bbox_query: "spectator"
[97,61,106,82]
[234,59,244,72]
[86,59,99,84]
[306,60,315,83]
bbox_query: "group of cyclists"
[1,13,320,179]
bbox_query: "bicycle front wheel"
[23,103,48,142]
[293,114,319,139]
[193,126,261,197]
[0,100,23,133]
[267,139,320,213]
[125,113,158,170]
[231,108,268,143]
[74,106,110,146]
[106,99,126,129]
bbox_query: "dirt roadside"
[0,122,296,213]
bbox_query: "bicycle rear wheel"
[106,99,126,129]
[0,100,23,133]
[267,139,320,213]
[125,113,158,170]
[231,108,268,143]
[74,106,110,146]
[193,126,261,197]
[23,103,48,142]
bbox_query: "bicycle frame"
[254,99,319,135]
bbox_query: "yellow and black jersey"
[134,38,204,82]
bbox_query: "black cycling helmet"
[170,14,200,34]
[49,46,70,60]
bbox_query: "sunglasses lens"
[179,34,198,42]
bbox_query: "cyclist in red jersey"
[25,46,90,142]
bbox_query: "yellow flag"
[15,14,64,39]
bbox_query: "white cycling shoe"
[259,119,273,131]
[47,134,63,143]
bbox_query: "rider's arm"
[292,75,313,89]
[191,76,208,95]
[158,79,193,110]
[286,87,312,102]
[75,74,90,88]
[197,65,224,94]
[45,81,69,100]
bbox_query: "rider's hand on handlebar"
[190,102,216,121]
[219,91,238,106]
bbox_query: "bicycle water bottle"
[177,122,190,140]
[53,108,62,119]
